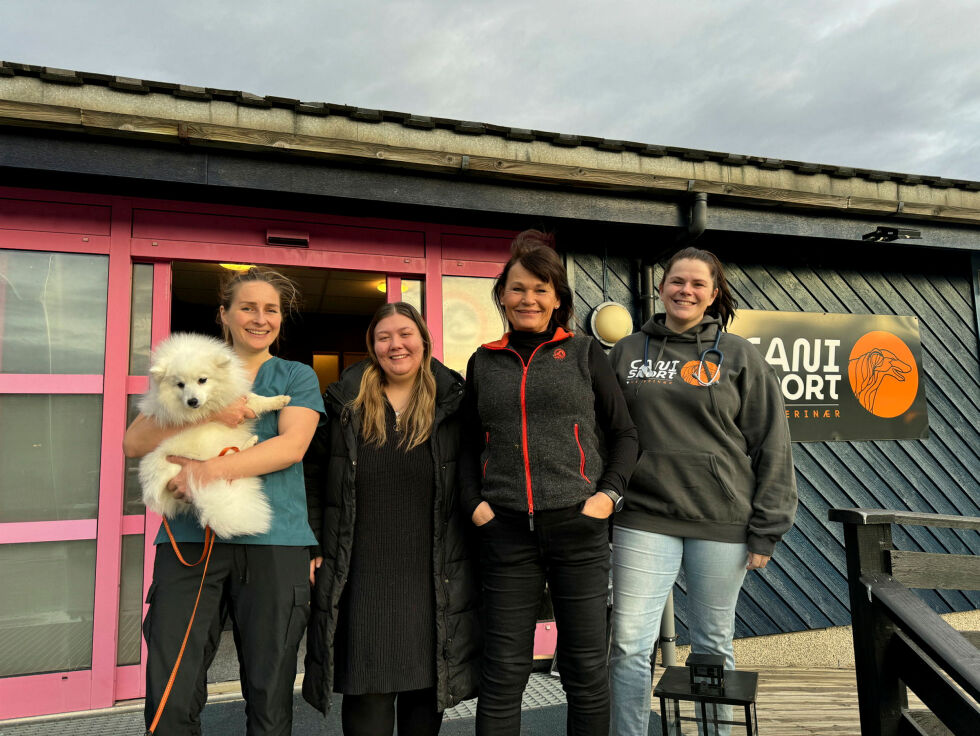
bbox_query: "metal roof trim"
[1,59,978,190]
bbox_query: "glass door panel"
[122,397,145,516]
[441,276,502,375]
[0,246,107,708]
[0,540,97,677]
[0,394,103,522]
[116,535,144,666]
[128,263,154,376]
[0,250,108,374]
[402,278,424,313]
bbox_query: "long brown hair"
[352,302,436,450]
[217,266,301,347]
[660,247,738,328]
[493,229,574,331]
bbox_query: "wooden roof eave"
[3,98,980,227]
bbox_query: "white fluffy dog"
[138,333,290,538]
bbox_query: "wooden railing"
[829,508,980,736]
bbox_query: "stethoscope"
[643,329,724,386]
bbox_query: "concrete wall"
[669,609,980,669]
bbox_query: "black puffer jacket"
[302,359,481,714]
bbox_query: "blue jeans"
[609,527,748,736]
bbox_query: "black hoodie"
[607,314,797,556]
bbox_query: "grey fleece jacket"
[470,330,604,513]
[607,314,797,556]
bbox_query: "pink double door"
[0,186,511,720]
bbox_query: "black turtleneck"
[506,327,557,363]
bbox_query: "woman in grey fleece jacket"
[606,246,797,736]
[459,230,637,736]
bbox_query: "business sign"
[729,310,929,442]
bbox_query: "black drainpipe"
[640,263,657,323]
[640,191,708,321]
[681,191,709,245]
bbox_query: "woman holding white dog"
[302,302,481,736]
[124,267,323,736]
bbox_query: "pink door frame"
[0,185,513,720]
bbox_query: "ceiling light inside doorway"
[376,280,410,293]
[220,263,254,271]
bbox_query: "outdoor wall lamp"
[587,249,635,347]
[589,301,634,347]
[862,226,921,242]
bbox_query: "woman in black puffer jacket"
[303,302,481,736]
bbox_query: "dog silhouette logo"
[680,360,719,387]
[848,331,918,418]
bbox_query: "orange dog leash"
[146,446,239,735]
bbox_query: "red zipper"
[496,332,570,531]
[574,423,591,484]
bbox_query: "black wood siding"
[570,237,980,640]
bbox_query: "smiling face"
[659,258,719,333]
[219,281,282,356]
[500,261,561,333]
[373,313,425,385]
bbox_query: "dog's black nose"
[187,398,199,408]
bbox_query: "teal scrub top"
[154,356,325,546]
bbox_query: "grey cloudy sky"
[4,0,979,180]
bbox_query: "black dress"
[333,404,437,694]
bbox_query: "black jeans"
[475,503,611,736]
[341,687,443,736]
[143,542,311,736]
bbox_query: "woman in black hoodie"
[303,302,480,736]
[606,247,798,736]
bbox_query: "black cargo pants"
[143,542,310,736]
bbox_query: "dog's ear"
[216,354,233,368]
[149,362,167,383]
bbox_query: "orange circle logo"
[553,348,566,360]
[680,360,720,386]
[847,331,918,417]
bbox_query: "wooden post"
[842,521,906,736]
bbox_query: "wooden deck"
[750,666,862,735]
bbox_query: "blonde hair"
[217,266,301,347]
[352,302,436,450]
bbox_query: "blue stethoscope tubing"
[643,329,724,386]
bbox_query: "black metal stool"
[653,660,759,735]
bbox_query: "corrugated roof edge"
[1,60,977,190]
